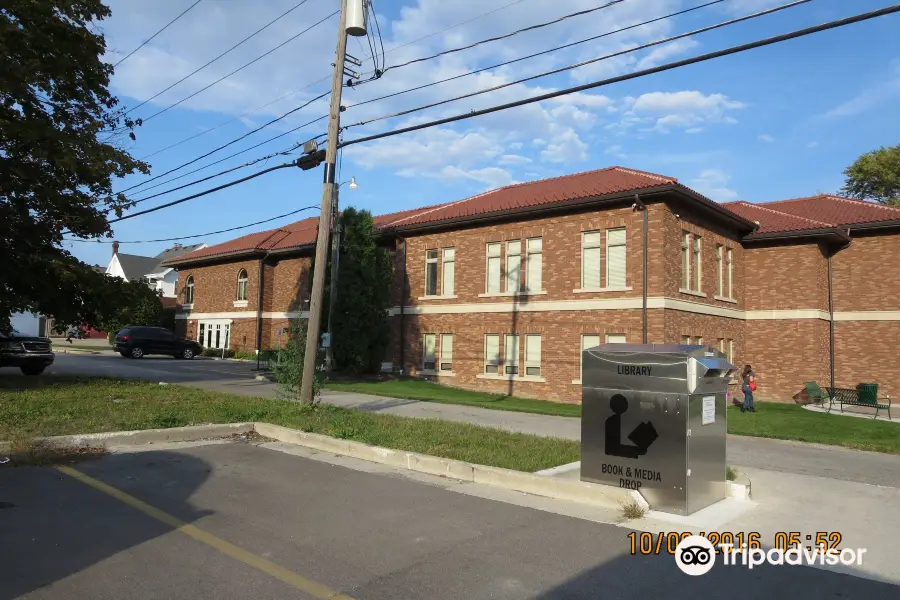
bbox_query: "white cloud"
[440,165,515,188]
[623,91,744,133]
[758,134,775,143]
[686,127,703,134]
[635,38,699,70]
[689,169,738,202]
[498,154,533,166]
[540,129,588,163]
[820,59,900,119]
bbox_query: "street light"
[326,176,358,371]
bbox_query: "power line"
[123,92,329,194]
[344,0,728,114]
[135,0,527,163]
[108,162,297,225]
[140,9,337,123]
[113,0,203,68]
[340,4,900,149]
[344,0,811,130]
[126,149,296,206]
[120,118,326,200]
[383,0,626,74]
[67,206,318,244]
[126,0,317,116]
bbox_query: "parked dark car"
[114,326,201,359]
[0,327,54,375]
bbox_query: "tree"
[840,144,900,205]
[0,1,149,330]
[329,208,394,374]
[96,280,167,335]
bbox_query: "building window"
[581,334,601,380]
[236,269,249,301]
[506,240,521,293]
[525,237,542,292]
[185,276,194,304]
[606,228,626,288]
[692,235,702,292]
[681,335,691,345]
[440,334,453,372]
[695,336,703,346]
[198,322,205,344]
[198,321,230,349]
[524,334,541,376]
[425,249,438,296]
[716,245,724,297]
[726,248,734,299]
[582,231,602,289]
[504,334,519,375]
[681,232,691,290]
[484,334,500,373]
[486,243,502,293]
[441,247,455,296]
[728,339,734,363]
[423,333,436,371]
[606,333,626,344]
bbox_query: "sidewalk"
[318,390,900,489]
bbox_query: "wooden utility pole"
[300,0,351,403]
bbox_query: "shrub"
[200,348,235,358]
[274,318,321,403]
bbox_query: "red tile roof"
[721,201,834,234]
[757,194,900,227]
[163,166,682,266]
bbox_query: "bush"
[233,350,258,361]
[274,318,321,403]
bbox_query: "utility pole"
[325,186,341,371]
[300,0,365,403]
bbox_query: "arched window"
[236,269,249,301]
[185,276,194,304]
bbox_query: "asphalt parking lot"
[1,441,895,600]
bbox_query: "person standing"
[741,365,756,413]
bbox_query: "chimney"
[112,241,120,256]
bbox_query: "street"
[25,353,900,489]
[1,441,895,600]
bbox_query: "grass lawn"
[0,376,578,473]
[726,402,899,454]
[327,379,899,454]
[327,379,581,418]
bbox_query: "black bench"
[826,386,892,420]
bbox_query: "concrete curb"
[0,423,255,452]
[253,422,632,508]
[54,348,103,355]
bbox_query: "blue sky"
[67,0,900,267]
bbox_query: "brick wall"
[832,233,900,311]
[744,320,830,402]
[744,242,829,311]
[834,321,900,398]
[177,258,262,313]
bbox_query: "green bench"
[803,382,892,419]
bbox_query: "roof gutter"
[844,219,900,233]
[742,227,851,244]
[672,184,757,233]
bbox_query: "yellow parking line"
[56,465,355,600]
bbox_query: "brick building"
[163,167,900,404]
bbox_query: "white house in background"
[105,242,206,298]
[9,312,45,336]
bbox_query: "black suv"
[114,326,202,360]
[0,327,54,375]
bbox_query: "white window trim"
[485,242,502,294]
[504,333,520,376]
[525,237,542,293]
[679,288,708,298]
[575,333,602,385]
[713,295,738,304]
[506,240,522,294]
[232,300,249,308]
[422,333,436,372]
[484,334,500,375]
[417,294,459,301]
[441,247,455,296]
[726,247,734,300]
[605,228,627,289]
[692,235,702,292]
[181,303,194,310]
[524,333,541,377]
[573,286,633,294]
[716,245,724,298]
[424,249,439,297]
[476,373,547,383]
[581,231,602,290]
[439,333,453,373]
[681,232,691,291]
[478,290,547,298]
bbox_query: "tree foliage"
[840,144,900,206]
[329,208,394,374]
[96,280,168,335]
[274,318,321,402]
[0,0,149,329]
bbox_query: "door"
[158,330,179,354]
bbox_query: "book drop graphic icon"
[604,394,658,459]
